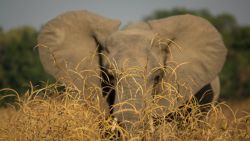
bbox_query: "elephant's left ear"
[148,14,227,94]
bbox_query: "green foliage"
[233,26,250,50]
[145,8,250,99]
[0,26,54,106]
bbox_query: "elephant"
[37,10,227,130]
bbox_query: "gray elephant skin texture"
[37,10,227,130]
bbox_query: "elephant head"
[38,10,227,130]
[103,15,227,129]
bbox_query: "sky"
[0,0,250,30]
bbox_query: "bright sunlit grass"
[0,79,249,141]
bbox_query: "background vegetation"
[0,26,53,106]
[0,8,249,106]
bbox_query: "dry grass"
[0,82,249,141]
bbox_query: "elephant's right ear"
[148,15,227,98]
[38,10,121,90]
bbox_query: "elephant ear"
[38,10,121,93]
[148,15,227,96]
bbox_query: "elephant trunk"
[112,77,152,130]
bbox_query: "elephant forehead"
[109,49,161,74]
[112,50,147,66]
[107,30,154,47]
[106,30,165,71]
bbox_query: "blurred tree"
[0,26,53,106]
[144,8,250,99]
[233,26,250,50]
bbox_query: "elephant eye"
[153,71,164,84]
[154,75,161,84]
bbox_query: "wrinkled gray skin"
[38,11,227,131]
[103,29,166,127]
